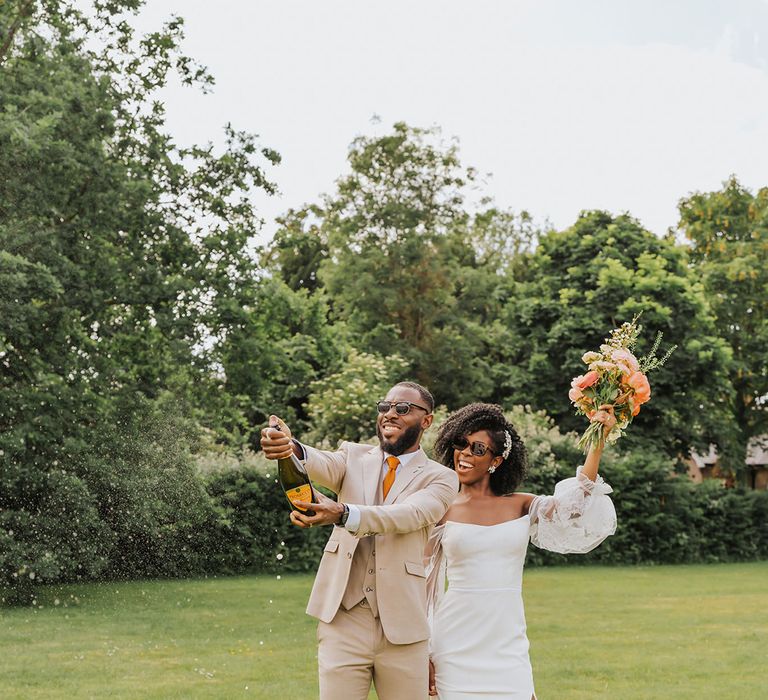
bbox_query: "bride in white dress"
[425,403,617,700]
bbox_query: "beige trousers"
[317,601,428,700]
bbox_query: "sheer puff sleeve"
[528,467,617,554]
[424,523,446,654]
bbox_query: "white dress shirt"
[343,450,418,532]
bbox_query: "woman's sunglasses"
[452,437,496,457]
[376,401,430,415]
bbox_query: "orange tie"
[383,456,400,500]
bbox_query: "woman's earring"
[488,465,497,474]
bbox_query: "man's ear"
[421,414,434,430]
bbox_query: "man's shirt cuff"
[344,504,361,532]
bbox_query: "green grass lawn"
[1,562,765,699]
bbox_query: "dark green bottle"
[272,422,316,516]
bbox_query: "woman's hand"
[590,403,617,441]
[428,658,437,696]
[582,404,616,480]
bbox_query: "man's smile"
[381,422,401,437]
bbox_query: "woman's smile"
[456,459,477,473]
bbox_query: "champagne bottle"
[272,422,316,516]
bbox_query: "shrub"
[202,466,329,575]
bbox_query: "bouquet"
[569,316,675,452]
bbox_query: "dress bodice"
[442,517,530,592]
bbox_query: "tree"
[0,0,278,598]
[319,123,469,367]
[269,122,523,407]
[677,176,768,479]
[266,205,328,293]
[304,350,408,446]
[214,276,344,443]
[493,210,735,460]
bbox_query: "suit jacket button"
[346,552,352,558]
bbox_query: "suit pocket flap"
[324,541,339,553]
[404,560,425,577]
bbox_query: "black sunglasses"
[452,437,496,457]
[376,401,430,415]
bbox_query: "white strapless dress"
[430,518,535,700]
[426,468,618,700]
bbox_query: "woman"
[425,403,617,700]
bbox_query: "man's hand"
[428,658,437,696]
[260,414,295,460]
[290,491,345,528]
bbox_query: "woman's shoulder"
[502,491,536,514]
[502,491,536,503]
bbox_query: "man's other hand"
[290,491,345,528]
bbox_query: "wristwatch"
[339,503,350,527]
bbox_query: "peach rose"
[627,371,651,404]
[568,387,583,402]
[611,348,640,373]
[572,370,600,390]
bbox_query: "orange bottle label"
[286,484,313,508]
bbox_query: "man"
[260,381,458,700]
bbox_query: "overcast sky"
[134,0,768,242]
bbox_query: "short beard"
[377,422,422,456]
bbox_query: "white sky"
[134,0,768,241]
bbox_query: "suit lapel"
[384,448,427,505]
[362,446,383,505]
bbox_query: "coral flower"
[627,371,651,404]
[572,370,600,390]
[568,387,583,402]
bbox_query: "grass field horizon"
[1,562,766,699]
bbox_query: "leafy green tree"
[215,276,344,443]
[0,0,278,598]
[493,211,735,460]
[270,123,532,408]
[677,176,768,479]
[319,123,469,367]
[266,205,328,293]
[304,350,408,446]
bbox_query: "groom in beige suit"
[261,381,458,700]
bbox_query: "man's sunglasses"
[452,437,496,457]
[376,401,430,415]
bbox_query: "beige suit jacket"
[303,441,458,645]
